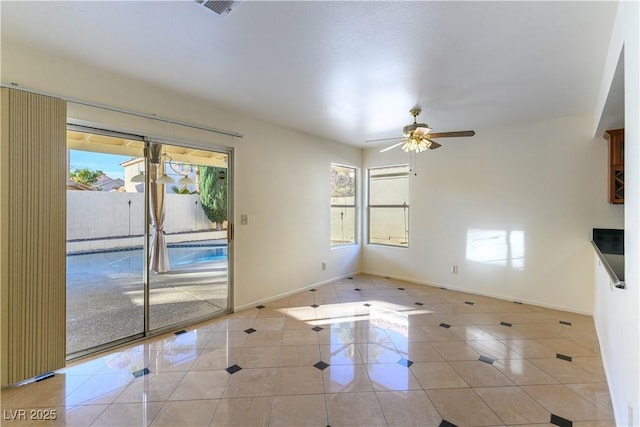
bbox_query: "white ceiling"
[1,1,618,147]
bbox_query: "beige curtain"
[148,144,169,273]
[1,88,67,386]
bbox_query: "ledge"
[592,241,625,290]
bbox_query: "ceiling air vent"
[196,0,238,16]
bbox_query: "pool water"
[170,246,227,266]
[67,245,227,275]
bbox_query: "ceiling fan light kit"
[402,137,429,153]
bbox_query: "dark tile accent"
[397,287,405,290]
[398,358,414,367]
[500,321,513,327]
[550,413,573,427]
[354,288,361,291]
[513,301,523,304]
[465,301,475,305]
[559,320,572,326]
[314,361,330,371]
[311,304,320,308]
[174,330,187,335]
[226,364,242,374]
[415,302,424,306]
[312,326,324,332]
[364,303,371,307]
[132,368,150,378]
[244,328,257,334]
[35,372,55,382]
[256,305,265,309]
[478,355,495,365]
[439,323,451,329]
[556,353,573,362]
[439,420,458,427]
[309,289,317,292]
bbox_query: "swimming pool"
[67,243,227,276]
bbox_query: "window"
[368,165,410,247]
[331,164,357,245]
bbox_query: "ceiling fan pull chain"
[409,150,418,177]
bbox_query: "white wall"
[66,191,214,240]
[1,40,362,309]
[232,120,362,307]
[592,2,640,425]
[65,191,220,253]
[363,113,623,314]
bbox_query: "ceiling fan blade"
[379,141,404,153]
[428,130,476,138]
[365,137,402,144]
[427,139,442,149]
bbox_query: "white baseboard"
[363,270,593,316]
[233,271,361,311]
[235,270,592,316]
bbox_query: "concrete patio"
[66,243,229,355]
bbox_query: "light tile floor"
[1,275,615,426]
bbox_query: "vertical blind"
[1,88,67,386]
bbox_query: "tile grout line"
[317,287,331,427]
[468,384,512,427]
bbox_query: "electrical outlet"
[322,262,327,271]
[240,214,248,225]
[451,265,458,274]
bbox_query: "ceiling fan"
[370,108,475,153]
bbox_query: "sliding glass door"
[66,130,146,355]
[66,128,232,357]
[146,141,231,331]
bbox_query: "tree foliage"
[331,165,356,198]
[198,166,227,227]
[171,185,196,195]
[70,167,104,186]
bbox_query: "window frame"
[330,163,358,247]
[367,164,410,248]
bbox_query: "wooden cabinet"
[604,128,624,204]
